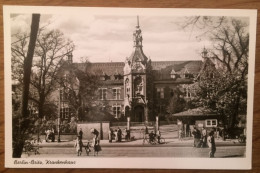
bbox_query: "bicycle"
[238,134,246,143]
[143,134,156,145]
[155,136,165,144]
[143,134,165,145]
[23,140,40,156]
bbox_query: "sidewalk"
[36,137,245,148]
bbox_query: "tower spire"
[137,15,139,27]
[133,16,142,47]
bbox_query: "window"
[134,76,143,96]
[61,107,70,119]
[184,87,191,98]
[185,73,190,78]
[113,88,121,100]
[113,105,121,118]
[125,79,130,96]
[156,88,164,99]
[205,119,218,127]
[157,105,165,114]
[170,89,174,97]
[99,88,107,100]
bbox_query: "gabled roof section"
[173,107,216,117]
[196,58,216,79]
[73,60,203,81]
[152,61,203,80]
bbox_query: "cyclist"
[149,131,155,143]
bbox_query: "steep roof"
[73,60,202,80]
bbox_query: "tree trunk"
[13,14,40,158]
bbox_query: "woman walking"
[92,135,101,156]
[74,136,83,156]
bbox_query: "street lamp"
[57,88,61,142]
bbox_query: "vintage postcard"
[4,6,257,169]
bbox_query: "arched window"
[125,78,130,96]
[134,76,143,96]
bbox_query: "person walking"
[207,131,216,158]
[201,127,207,148]
[108,128,113,143]
[192,127,201,147]
[126,129,130,141]
[178,129,183,141]
[90,128,99,138]
[117,127,122,142]
[78,128,83,140]
[74,136,83,156]
[92,135,101,156]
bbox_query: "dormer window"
[100,71,109,81]
[183,67,191,79]
[185,73,190,78]
[170,68,177,79]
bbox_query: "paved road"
[24,146,245,158]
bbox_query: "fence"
[110,121,177,127]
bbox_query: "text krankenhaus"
[14,160,76,164]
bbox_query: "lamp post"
[139,94,148,125]
[57,88,61,142]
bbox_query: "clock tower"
[123,16,152,123]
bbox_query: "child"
[85,142,91,156]
[74,136,83,156]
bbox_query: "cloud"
[10,13,229,63]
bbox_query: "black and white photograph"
[4,6,257,169]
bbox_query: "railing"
[110,121,177,127]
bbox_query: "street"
[24,146,245,158]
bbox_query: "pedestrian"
[186,124,190,137]
[207,131,216,158]
[178,129,183,141]
[108,128,113,143]
[45,128,50,142]
[92,135,101,156]
[85,142,91,156]
[114,129,118,142]
[74,136,83,156]
[201,127,207,148]
[90,128,99,138]
[117,127,122,142]
[78,128,83,140]
[149,131,155,143]
[126,129,130,141]
[192,127,201,147]
[145,125,149,134]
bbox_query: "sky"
[11,14,219,63]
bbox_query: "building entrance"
[133,105,144,122]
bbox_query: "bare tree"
[12,29,75,119]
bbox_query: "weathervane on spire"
[137,15,139,28]
[133,15,142,47]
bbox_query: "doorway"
[133,105,144,122]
